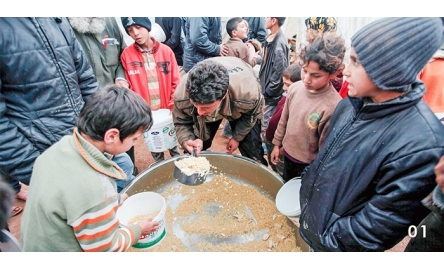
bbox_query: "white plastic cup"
[275,178,302,227]
[117,191,166,249]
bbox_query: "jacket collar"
[348,80,425,119]
[135,37,160,54]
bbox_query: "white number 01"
[408,225,426,238]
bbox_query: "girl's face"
[301,61,333,91]
[343,47,378,98]
[127,25,150,45]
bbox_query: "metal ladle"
[173,147,208,186]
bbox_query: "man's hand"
[219,44,229,56]
[115,79,129,89]
[184,139,204,156]
[226,138,239,154]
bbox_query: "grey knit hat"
[351,17,444,92]
[121,17,151,34]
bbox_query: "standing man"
[173,56,267,166]
[0,17,98,213]
[68,17,136,191]
[258,17,289,149]
[182,17,228,72]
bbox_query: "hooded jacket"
[120,37,180,111]
[182,17,222,72]
[173,56,263,147]
[0,17,98,185]
[299,81,444,251]
[258,29,289,106]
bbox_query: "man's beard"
[68,17,107,34]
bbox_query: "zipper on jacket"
[300,111,360,223]
[34,18,78,113]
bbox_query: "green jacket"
[21,129,141,251]
[71,17,127,88]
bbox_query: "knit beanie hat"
[121,17,152,34]
[351,17,444,92]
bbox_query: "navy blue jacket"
[0,17,98,185]
[155,17,184,66]
[299,81,444,251]
[182,17,222,72]
[243,17,267,44]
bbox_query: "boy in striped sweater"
[21,85,159,252]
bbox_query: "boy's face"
[282,76,293,92]
[301,61,332,91]
[109,128,144,155]
[127,25,150,45]
[234,21,248,40]
[343,47,378,98]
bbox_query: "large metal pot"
[122,152,309,252]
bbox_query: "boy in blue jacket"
[299,17,444,251]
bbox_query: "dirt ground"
[7,118,409,251]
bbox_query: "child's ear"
[104,128,120,144]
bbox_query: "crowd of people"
[0,17,443,252]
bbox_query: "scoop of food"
[174,150,211,185]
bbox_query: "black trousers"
[283,155,308,183]
[199,119,268,166]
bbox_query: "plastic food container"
[275,177,302,227]
[117,191,166,249]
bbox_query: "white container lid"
[275,178,301,216]
[151,109,173,129]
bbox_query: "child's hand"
[271,146,281,165]
[119,193,129,206]
[138,218,159,236]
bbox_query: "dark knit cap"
[351,17,444,92]
[121,17,151,34]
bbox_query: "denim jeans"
[151,146,181,163]
[112,153,135,193]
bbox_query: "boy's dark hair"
[283,63,302,83]
[226,17,243,38]
[272,17,286,27]
[186,60,229,104]
[299,33,345,74]
[76,84,153,142]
